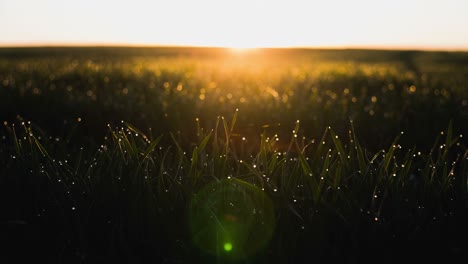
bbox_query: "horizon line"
[1,42,468,52]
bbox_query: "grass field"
[1,47,468,263]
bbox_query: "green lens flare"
[189,178,275,260]
[224,243,233,252]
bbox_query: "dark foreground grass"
[1,47,468,263]
[1,117,467,263]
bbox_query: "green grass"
[1,47,468,263]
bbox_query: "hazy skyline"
[1,0,468,50]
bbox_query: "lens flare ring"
[189,178,275,260]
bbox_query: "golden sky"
[1,0,467,50]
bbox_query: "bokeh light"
[224,242,233,252]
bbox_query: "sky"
[1,0,468,50]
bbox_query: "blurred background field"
[1,47,467,149]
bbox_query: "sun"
[229,47,258,54]
[211,39,262,54]
[215,39,265,53]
